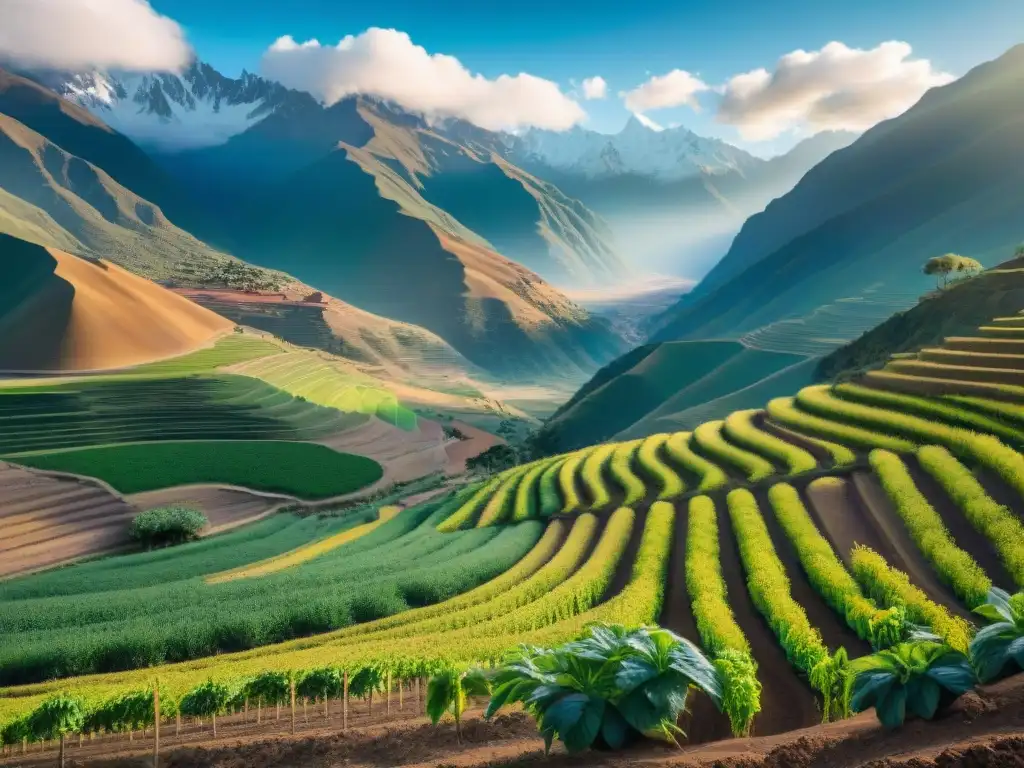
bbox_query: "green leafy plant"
[349,666,387,714]
[426,667,490,742]
[970,587,1024,683]
[849,641,975,729]
[245,671,291,720]
[178,680,231,737]
[297,667,344,718]
[486,624,722,754]
[26,694,84,768]
[129,505,208,548]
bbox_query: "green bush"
[970,587,1024,682]
[129,505,208,548]
[870,450,991,608]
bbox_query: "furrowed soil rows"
[753,487,871,656]
[600,507,648,601]
[905,457,1015,590]
[805,478,890,568]
[712,494,820,736]
[851,472,971,619]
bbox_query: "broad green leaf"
[875,685,907,730]
[925,655,976,695]
[905,677,940,720]
[850,671,894,712]
[600,706,630,750]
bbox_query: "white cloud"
[0,0,191,71]
[620,69,709,112]
[717,40,954,141]
[261,28,586,132]
[581,76,607,100]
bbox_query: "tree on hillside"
[923,254,982,288]
[129,506,208,549]
[466,444,518,475]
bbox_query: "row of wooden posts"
[4,673,430,768]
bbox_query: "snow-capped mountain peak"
[510,119,758,182]
[43,61,295,152]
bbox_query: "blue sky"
[152,0,1023,153]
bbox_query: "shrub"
[870,450,991,608]
[970,587,1024,683]
[129,505,208,548]
[849,641,975,728]
[427,667,489,742]
[179,680,232,735]
[486,624,722,753]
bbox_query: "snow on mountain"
[510,115,760,181]
[43,61,296,151]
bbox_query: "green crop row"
[436,480,497,532]
[664,432,728,491]
[850,545,973,654]
[580,443,619,509]
[130,336,283,375]
[476,463,534,527]
[768,483,898,647]
[766,423,857,467]
[723,410,817,475]
[636,434,685,499]
[766,396,915,453]
[944,395,1024,427]
[559,447,594,513]
[726,489,829,675]
[836,384,1024,447]
[511,459,552,522]
[800,386,1024,498]
[608,439,647,505]
[917,446,1024,587]
[537,457,568,517]
[332,516,599,644]
[694,421,775,483]
[686,495,760,737]
[870,450,991,608]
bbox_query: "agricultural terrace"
[3,312,1024,746]
[8,440,382,498]
[231,351,419,430]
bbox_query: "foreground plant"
[486,624,722,754]
[26,695,84,768]
[849,641,975,729]
[970,587,1024,683]
[426,667,490,742]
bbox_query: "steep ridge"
[652,44,1024,342]
[236,133,627,379]
[0,233,231,371]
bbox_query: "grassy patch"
[129,335,283,375]
[7,440,383,499]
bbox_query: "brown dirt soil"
[602,507,648,601]
[863,372,1023,404]
[752,486,871,657]
[45,675,1024,768]
[0,462,137,577]
[757,415,835,467]
[127,486,292,536]
[850,473,973,620]
[48,251,232,371]
[918,348,1024,371]
[805,478,891,568]
[903,460,1015,592]
[887,360,1024,387]
[444,421,502,475]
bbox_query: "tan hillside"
[0,234,231,372]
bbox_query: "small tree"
[27,695,84,768]
[923,254,982,288]
[129,505,208,549]
[245,671,290,721]
[426,667,490,743]
[179,681,231,737]
[297,667,344,719]
[466,444,518,475]
[348,666,387,716]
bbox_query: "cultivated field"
[2,312,1024,760]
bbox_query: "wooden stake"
[154,686,160,768]
[212,712,217,739]
[386,672,392,716]
[290,679,296,735]
[343,671,349,732]
[399,679,404,711]
[59,733,65,768]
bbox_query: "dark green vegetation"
[651,44,1024,345]
[0,375,364,455]
[535,340,804,452]
[129,505,209,548]
[9,440,382,498]
[486,624,723,753]
[819,252,1024,380]
[0,495,543,684]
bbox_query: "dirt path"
[905,459,1015,591]
[974,467,1024,524]
[851,473,973,620]
[752,488,871,657]
[713,494,822,736]
[805,478,889,568]
[659,499,734,744]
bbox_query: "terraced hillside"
[2,309,1022,754]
